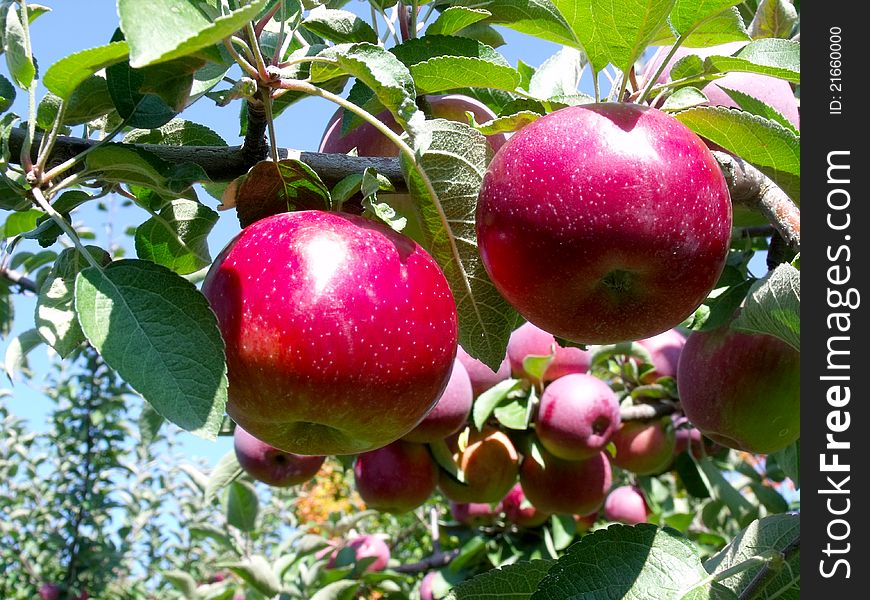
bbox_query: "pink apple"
[344,535,391,572]
[502,483,551,528]
[203,211,458,455]
[420,571,439,600]
[234,425,324,487]
[403,358,473,443]
[456,345,511,397]
[39,584,61,600]
[637,328,686,379]
[535,374,621,461]
[507,322,591,382]
[354,439,438,513]
[672,415,721,458]
[450,500,503,527]
[610,419,676,475]
[519,448,612,516]
[476,103,732,344]
[603,485,651,524]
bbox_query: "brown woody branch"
[0,266,38,293]
[393,549,460,573]
[620,399,679,421]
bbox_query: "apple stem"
[712,151,800,253]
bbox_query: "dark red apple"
[438,427,519,504]
[234,425,324,487]
[476,103,732,344]
[39,584,61,600]
[456,345,511,397]
[203,211,458,455]
[403,358,473,443]
[637,328,686,379]
[353,439,438,513]
[502,483,551,528]
[672,415,721,458]
[450,500,503,527]
[333,535,391,572]
[519,447,612,516]
[319,94,507,156]
[603,485,650,524]
[677,324,800,454]
[507,322,591,382]
[534,374,621,461]
[610,418,676,475]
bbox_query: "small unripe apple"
[610,418,676,475]
[450,500,502,527]
[535,374,621,461]
[502,483,551,528]
[456,345,511,397]
[637,328,686,379]
[438,427,519,504]
[507,322,591,382]
[519,447,612,516]
[403,358,473,443]
[354,439,438,514]
[678,324,800,454]
[234,425,324,487]
[603,485,651,524]
[477,103,732,344]
[203,211,458,455]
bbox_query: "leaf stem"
[40,118,128,184]
[245,22,270,79]
[637,30,695,104]
[35,101,68,177]
[224,38,260,79]
[19,1,36,172]
[261,89,279,162]
[29,187,104,271]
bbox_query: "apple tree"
[0,0,800,598]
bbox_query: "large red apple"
[202,210,458,455]
[456,345,511,397]
[610,418,676,475]
[403,358,473,443]
[507,322,591,383]
[519,447,612,516]
[603,485,650,524]
[677,323,800,454]
[438,427,519,503]
[319,94,507,156]
[502,482,551,528]
[534,373,621,461]
[234,425,324,487]
[476,103,732,344]
[354,439,438,513]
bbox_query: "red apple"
[519,448,612,516]
[203,211,458,455]
[403,358,473,443]
[420,571,439,600]
[319,94,507,156]
[603,485,650,524]
[354,439,438,513]
[637,328,686,379]
[234,425,324,487]
[39,584,61,600]
[438,427,519,503]
[672,415,721,458]
[450,500,503,527]
[610,418,676,475]
[507,322,591,382]
[333,535,391,572]
[476,103,732,344]
[677,324,800,454]
[502,483,551,528]
[456,345,511,397]
[534,374,621,461]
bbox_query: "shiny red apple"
[203,210,458,455]
[603,485,651,524]
[234,425,324,487]
[403,358,473,443]
[354,439,438,513]
[507,322,591,382]
[476,103,732,344]
[519,447,612,516]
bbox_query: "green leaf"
[310,580,361,600]
[530,524,716,599]
[494,395,530,430]
[474,111,542,136]
[748,482,788,514]
[447,560,554,600]
[749,0,798,39]
[163,570,198,597]
[124,118,228,147]
[0,73,15,113]
[705,38,800,83]
[675,106,799,177]
[222,555,282,597]
[226,480,259,532]
[450,535,488,572]
[39,75,117,128]
[732,263,799,351]
[43,41,131,100]
[669,0,743,35]
[301,7,378,44]
[119,0,267,67]
[4,6,35,89]
[552,0,676,74]
[35,246,112,358]
[0,209,41,238]
[704,514,800,599]
[473,378,522,430]
[550,514,577,550]
[205,450,244,503]
[769,440,799,489]
[231,159,331,228]
[0,281,13,338]
[135,199,218,275]
[4,328,42,381]
[469,0,578,48]
[528,47,585,100]
[718,86,798,134]
[401,118,520,369]
[695,457,758,528]
[661,86,709,111]
[411,55,521,96]
[74,259,228,439]
[82,144,204,199]
[427,7,492,36]
[138,402,165,446]
[651,7,749,47]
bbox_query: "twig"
[620,400,679,422]
[0,266,38,293]
[393,549,460,573]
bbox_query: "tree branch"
[393,549,460,573]
[620,400,679,422]
[0,266,38,293]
